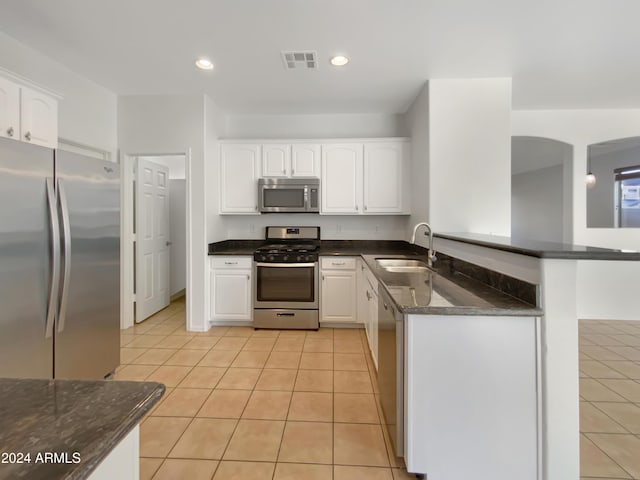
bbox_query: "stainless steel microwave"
[258,178,320,213]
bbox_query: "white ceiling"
[1,0,639,114]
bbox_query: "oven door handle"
[255,262,317,268]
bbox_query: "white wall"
[403,82,431,248]
[512,165,564,242]
[428,78,512,235]
[222,214,408,240]
[205,95,227,244]
[0,30,117,154]
[118,94,209,330]
[512,109,640,320]
[225,113,407,139]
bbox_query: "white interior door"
[135,158,170,322]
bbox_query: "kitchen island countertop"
[0,378,164,480]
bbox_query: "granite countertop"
[208,238,540,316]
[361,254,541,316]
[208,239,426,256]
[435,232,640,260]
[0,379,164,480]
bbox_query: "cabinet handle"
[224,261,238,265]
[366,291,371,300]
[332,262,346,266]
[364,205,367,211]
[322,275,325,281]
[255,205,258,211]
[355,205,359,211]
[291,169,295,175]
[6,126,14,137]
[24,131,32,141]
[247,275,250,280]
[383,302,389,310]
[282,169,286,174]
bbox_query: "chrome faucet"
[411,222,437,266]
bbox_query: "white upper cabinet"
[0,75,59,148]
[220,138,410,215]
[363,142,408,214]
[220,144,260,214]
[0,77,20,141]
[262,144,291,177]
[321,143,363,214]
[291,143,320,177]
[20,86,58,148]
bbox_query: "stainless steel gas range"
[253,226,320,330]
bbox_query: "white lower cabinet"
[320,257,357,324]
[358,260,378,369]
[209,256,252,324]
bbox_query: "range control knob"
[296,255,302,262]
[268,255,275,261]
[283,255,289,262]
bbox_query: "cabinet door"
[0,77,20,141]
[211,269,252,321]
[20,86,58,148]
[262,144,291,177]
[363,142,406,214]
[220,144,260,213]
[321,270,357,323]
[321,144,362,214]
[291,144,320,177]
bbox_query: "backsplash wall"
[220,214,409,240]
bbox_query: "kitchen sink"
[375,258,431,273]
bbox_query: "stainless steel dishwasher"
[377,287,404,458]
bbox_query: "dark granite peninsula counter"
[0,379,164,480]
[430,230,640,480]
[434,232,640,260]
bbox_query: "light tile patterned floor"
[119,302,640,480]
[118,299,416,480]
[579,319,640,480]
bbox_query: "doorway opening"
[123,153,187,325]
[511,136,574,244]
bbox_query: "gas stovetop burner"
[255,243,319,254]
[254,226,321,263]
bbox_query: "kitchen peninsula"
[433,232,640,480]
[208,233,640,480]
[0,379,164,480]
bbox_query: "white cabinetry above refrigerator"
[0,73,59,149]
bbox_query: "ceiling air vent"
[281,51,318,70]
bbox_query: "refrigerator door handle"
[57,178,72,333]
[45,178,60,339]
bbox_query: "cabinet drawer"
[321,256,357,270]
[211,256,252,269]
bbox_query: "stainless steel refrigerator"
[0,136,120,380]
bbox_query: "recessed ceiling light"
[330,55,349,67]
[195,58,214,70]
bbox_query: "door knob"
[24,131,32,141]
